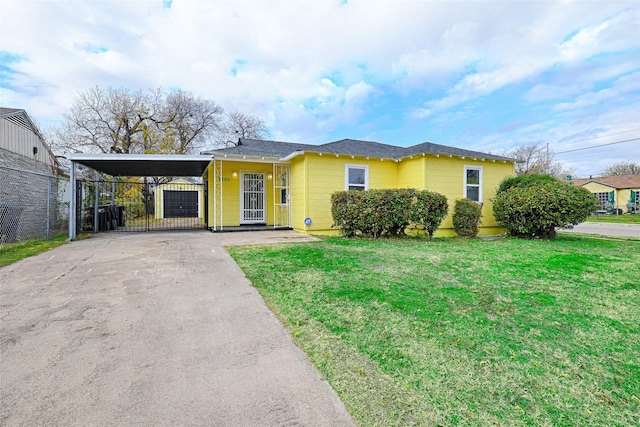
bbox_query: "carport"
[68,153,213,239]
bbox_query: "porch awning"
[68,153,213,177]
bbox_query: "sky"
[1,0,639,177]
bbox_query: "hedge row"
[331,189,448,238]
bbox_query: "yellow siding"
[300,154,398,234]
[582,182,640,211]
[582,182,615,193]
[620,188,640,211]
[206,161,275,227]
[205,153,516,235]
[290,156,307,231]
[422,156,513,230]
[397,157,425,188]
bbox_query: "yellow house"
[154,179,205,219]
[570,175,640,214]
[203,139,516,236]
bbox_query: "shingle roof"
[203,138,310,158]
[316,139,402,158]
[571,175,640,189]
[404,141,513,161]
[204,138,516,162]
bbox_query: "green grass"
[587,215,640,224]
[0,235,69,267]
[228,235,640,426]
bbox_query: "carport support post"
[69,161,77,240]
[94,170,100,233]
[46,178,51,240]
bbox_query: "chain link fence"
[0,165,70,248]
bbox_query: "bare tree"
[154,89,224,154]
[509,143,573,180]
[214,110,270,147]
[600,161,640,176]
[54,86,153,155]
[52,86,225,156]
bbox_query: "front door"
[241,172,266,224]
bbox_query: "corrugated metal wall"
[0,115,57,169]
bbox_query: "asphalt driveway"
[0,231,355,426]
[560,222,640,238]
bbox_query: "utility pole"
[546,143,550,174]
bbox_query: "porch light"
[232,170,238,178]
[267,173,273,180]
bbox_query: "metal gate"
[241,172,265,224]
[76,179,207,232]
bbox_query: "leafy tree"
[214,110,270,147]
[600,161,640,176]
[493,175,598,239]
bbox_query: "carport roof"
[69,153,213,177]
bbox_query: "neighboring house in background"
[570,175,640,213]
[154,179,205,220]
[0,107,67,243]
[203,138,516,236]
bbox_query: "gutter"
[211,153,281,163]
[279,150,305,162]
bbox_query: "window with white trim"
[464,166,482,202]
[346,164,368,191]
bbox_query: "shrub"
[408,191,449,239]
[331,189,448,238]
[452,199,482,238]
[497,173,558,194]
[493,179,598,239]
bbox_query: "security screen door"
[241,172,265,223]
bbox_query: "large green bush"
[452,199,482,238]
[331,189,448,238]
[497,173,558,194]
[493,177,598,239]
[407,190,449,238]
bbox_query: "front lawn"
[228,235,640,426]
[0,235,68,267]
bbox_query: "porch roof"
[68,153,213,177]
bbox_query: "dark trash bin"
[117,206,126,227]
[84,205,124,231]
[0,205,24,243]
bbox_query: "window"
[594,192,609,210]
[346,164,368,191]
[464,166,482,202]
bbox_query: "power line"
[554,138,639,155]
[553,128,640,147]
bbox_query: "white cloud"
[0,0,637,171]
[553,71,640,111]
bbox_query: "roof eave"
[212,153,282,163]
[397,152,515,163]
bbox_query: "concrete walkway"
[0,231,354,426]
